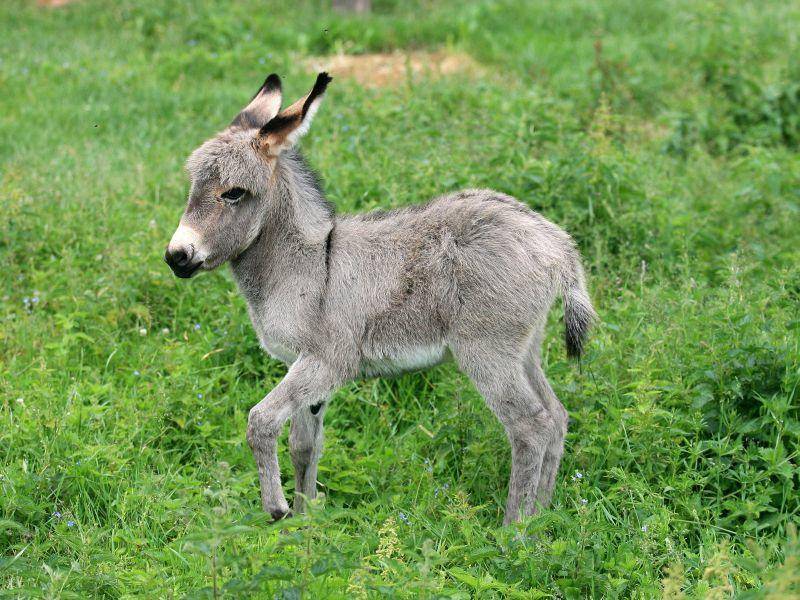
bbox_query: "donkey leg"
[289,401,327,514]
[525,360,568,509]
[452,342,557,525]
[247,356,337,521]
[523,339,570,509]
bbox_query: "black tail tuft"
[563,282,596,359]
[565,300,594,358]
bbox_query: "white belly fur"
[362,344,448,377]
[255,320,447,377]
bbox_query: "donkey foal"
[165,73,596,525]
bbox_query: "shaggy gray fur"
[165,73,596,524]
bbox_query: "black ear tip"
[316,72,333,89]
[263,73,282,92]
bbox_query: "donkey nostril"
[173,249,189,266]
[166,246,195,269]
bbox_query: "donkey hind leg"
[452,341,558,525]
[524,341,569,510]
[289,401,327,514]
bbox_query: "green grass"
[1,0,799,597]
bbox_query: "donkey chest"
[247,301,304,365]
[258,331,299,364]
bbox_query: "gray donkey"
[165,73,596,525]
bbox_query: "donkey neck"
[230,150,334,306]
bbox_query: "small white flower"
[15,397,24,406]
[139,328,147,336]
[580,498,587,505]
[641,525,648,532]
[161,328,170,335]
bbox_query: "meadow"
[1,0,799,597]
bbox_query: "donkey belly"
[360,344,449,378]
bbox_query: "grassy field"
[2,0,799,597]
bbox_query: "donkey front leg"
[289,401,327,514]
[246,356,337,520]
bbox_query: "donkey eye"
[221,187,246,202]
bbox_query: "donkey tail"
[561,251,596,359]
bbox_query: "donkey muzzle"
[164,246,202,278]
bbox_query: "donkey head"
[165,72,332,278]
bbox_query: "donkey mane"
[277,148,335,221]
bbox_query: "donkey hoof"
[269,507,292,521]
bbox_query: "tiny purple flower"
[53,511,61,519]
[197,393,203,399]
[641,525,648,532]
[398,511,410,525]
[67,520,75,527]
[193,323,201,331]
[133,370,140,376]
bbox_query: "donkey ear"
[256,72,332,156]
[230,74,282,129]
